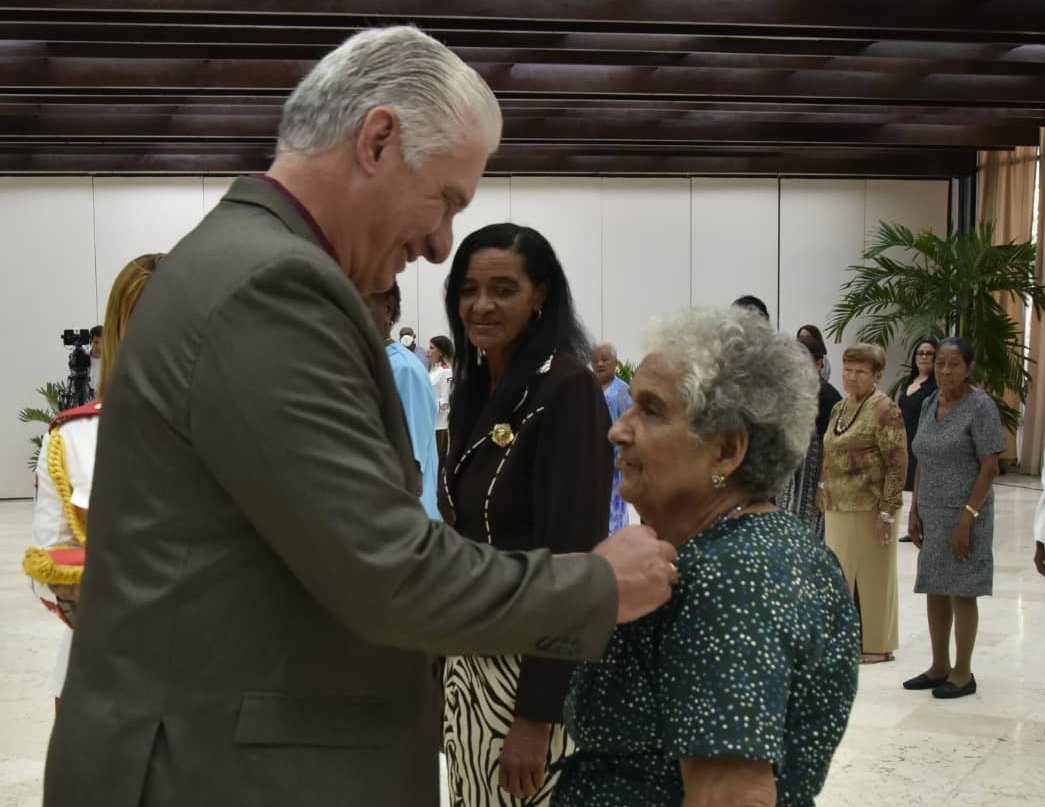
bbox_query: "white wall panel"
[407,177,511,350]
[601,179,691,364]
[865,180,950,386]
[509,178,603,340]
[203,176,236,213]
[779,179,867,386]
[690,178,779,320]
[1,178,95,497]
[92,178,205,319]
[0,174,952,498]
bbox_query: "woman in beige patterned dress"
[819,343,908,664]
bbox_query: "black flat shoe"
[932,676,977,699]
[899,535,913,543]
[902,672,950,690]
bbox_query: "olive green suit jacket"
[44,177,617,806]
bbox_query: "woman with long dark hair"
[778,333,841,540]
[797,323,832,381]
[898,338,939,491]
[440,223,613,806]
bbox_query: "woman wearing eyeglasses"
[897,339,939,493]
[896,339,939,543]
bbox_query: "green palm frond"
[828,220,1040,433]
[18,406,53,424]
[616,360,636,385]
[17,380,67,471]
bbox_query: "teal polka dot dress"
[554,511,860,807]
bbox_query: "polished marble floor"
[2,479,1043,806]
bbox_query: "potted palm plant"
[826,221,1043,430]
[17,381,66,471]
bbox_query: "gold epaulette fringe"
[22,546,84,585]
[46,431,87,546]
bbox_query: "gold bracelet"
[964,504,980,519]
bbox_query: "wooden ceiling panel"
[0,1,1042,176]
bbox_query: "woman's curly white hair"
[643,306,818,499]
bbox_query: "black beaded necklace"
[834,393,872,435]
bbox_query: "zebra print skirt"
[443,654,573,806]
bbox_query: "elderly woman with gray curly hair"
[552,307,860,807]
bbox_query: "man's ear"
[355,106,401,176]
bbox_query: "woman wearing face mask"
[904,337,1005,699]
[439,223,612,806]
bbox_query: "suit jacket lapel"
[446,354,554,492]
[222,176,332,255]
[219,176,422,500]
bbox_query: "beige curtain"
[977,143,1039,467]
[1015,134,1045,474]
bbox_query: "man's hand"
[497,716,551,800]
[1034,541,1045,578]
[593,525,677,623]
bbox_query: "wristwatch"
[879,511,896,524]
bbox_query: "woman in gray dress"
[905,337,1005,699]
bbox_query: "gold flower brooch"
[490,423,515,448]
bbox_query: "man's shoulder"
[388,343,430,379]
[150,194,363,344]
[386,341,413,365]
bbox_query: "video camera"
[59,328,95,410]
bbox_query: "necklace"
[834,393,872,435]
[680,500,761,548]
[720,502,748,522]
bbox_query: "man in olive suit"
[44,26,676,806]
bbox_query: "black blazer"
[898,375,937,490]
[441,353,613,721]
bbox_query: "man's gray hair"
[643,307,817,499]
[593,342,618,358]
[277,26,502,166]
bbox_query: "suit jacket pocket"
[234,692,393,748]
